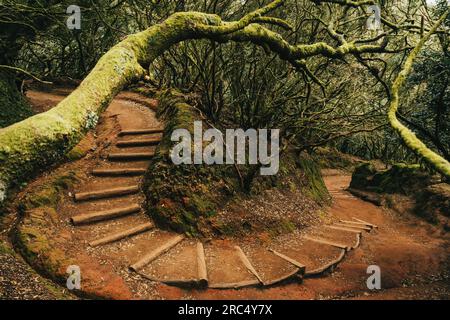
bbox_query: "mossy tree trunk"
[0,1,280,204]
[0,0,421,204]
[388,9,450,180]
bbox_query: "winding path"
[3,88,448,300]
[62,91,378,291]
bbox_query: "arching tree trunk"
[1,0,442,205]
[388,10,450,180]
[0,1,287,204]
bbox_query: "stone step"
[335,222,372,231]
[269,249,306,272]
[89,222,154,247]
[92,168,147,177]
[304,235,351,251]
[116,138,161,147]
[197,242,208,286]
[119,128,164,136]
[326,225,363,234]
[74,185,140,202]
[352,217,378,228]
[70,204,141,225]
[129,235,185,271]
[108,152,155,161]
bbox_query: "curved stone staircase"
[67,107,378,290]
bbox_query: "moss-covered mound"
[312,147,363,172]
[13,171,80,281]
[350,163,437,194]
[12,163,133,299]
[350,162,449,227]
[143,89,329,237]
[415,184,450,224]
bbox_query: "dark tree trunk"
[0,68,33,129]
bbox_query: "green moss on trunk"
[0,2,361,205]
[0,11,251,204]
[387,10,450,179]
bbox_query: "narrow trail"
[60,91,375,292]
[2,88,448,300]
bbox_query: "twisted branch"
[388,9,450,179]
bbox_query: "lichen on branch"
[388,9,450,179]
[0,0,419,205]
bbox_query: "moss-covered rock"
[350,163,437,194]
[371,164,434,194]
[143,89,236,236]
[17,172,78,212]
[350,162,449,228]
[15,218,72,276]
[12,171,77,279]
[414,183,450,223]
[297,153,330,203]
[349,162,378,190]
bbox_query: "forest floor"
[0,87,449,300]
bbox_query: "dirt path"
[1,88,448,300]
[30,95,377,297]
[174,173,449,300]
[0,242,76,300]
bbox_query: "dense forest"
[0,0,449,301]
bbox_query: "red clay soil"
[2,89,449,300]
[175,173,449,300]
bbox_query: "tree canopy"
[0,0,449,205]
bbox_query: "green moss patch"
[312,147,363,172]
[0,242,14,255]
[17,172,79,212]
[15,222,72,277]
[350,162,449,227]
[13,171,78,278]
[297,153,330,204]
[350,162,436,194]
[65,133,95,161]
